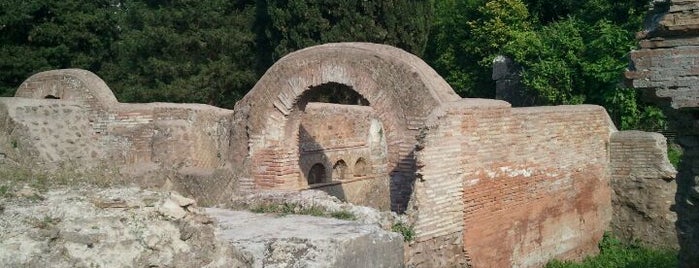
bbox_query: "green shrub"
[391,222,415,242]
[545,233,678,268]
[668,143,682,169]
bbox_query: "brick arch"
[232,43,460,208]
[15,69,118,111]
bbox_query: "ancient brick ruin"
[609,131,677,249]
[0,42,678,267]
[626,0,699,266]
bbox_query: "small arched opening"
[354,157,368,177]
[44,95,60,99]
[308,163,327,185]
[333,160,348,181]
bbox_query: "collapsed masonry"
[0,42,675,267]
[626,0,699,266]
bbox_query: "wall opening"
[296,82,390,209]
[308,163,327,185]
[303,82,369,106]
[333,160,348,181]
[354,157,368,177]
[44,95,60,99]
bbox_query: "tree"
[0,0,120,96]
[424,0,531,98]
[255,0,433,70]
[100,0,257,107]
[425,0,664,130]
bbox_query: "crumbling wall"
[2,69,238,204]
[626,1,699,266]
[411,100,613,268]
[610,131,678,249]
[299,103,390,210]
[0,98,104,169]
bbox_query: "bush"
[391,222,415,242]
[668,143,683,169]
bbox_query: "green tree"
[255,0,433,69]
[423,0,485,97]
[426,0,663,130]
[0,0,120,96]
[101,0,257,107]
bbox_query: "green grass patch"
[0,184,8,197]
[545,234,677,268]
[0,164,123,198]
[249,202,356,220]
[329,210,356,220]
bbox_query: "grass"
[545,234,678,268]
[249,202,356,220]
[0,163,122,199]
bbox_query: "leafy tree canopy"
[256,0,433,68]
[0,0,120,96]
[425,0,664,130]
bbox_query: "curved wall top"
[236,42,460,138]
[232,42,461,199]
[15,69,119,110]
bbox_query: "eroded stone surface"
[610,131,678,249]
[0,188,249,268]
[208,209,404,268]
[627,1,699,266]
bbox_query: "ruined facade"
[626,0,699,266]
[609,131,678,249]
[0,43,631,267]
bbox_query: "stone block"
[207,209,404,268]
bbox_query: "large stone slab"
[206,209,404,268]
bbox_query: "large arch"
[230,42,460,210]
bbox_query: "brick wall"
[412,100,613,268]
[8,70,234,175]
[230,43,461,210]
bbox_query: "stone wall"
[0,98,104,169]
[411,100,613,268]
[626,1,699,266]
[1,69,238,204]
[610,131,678,249]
